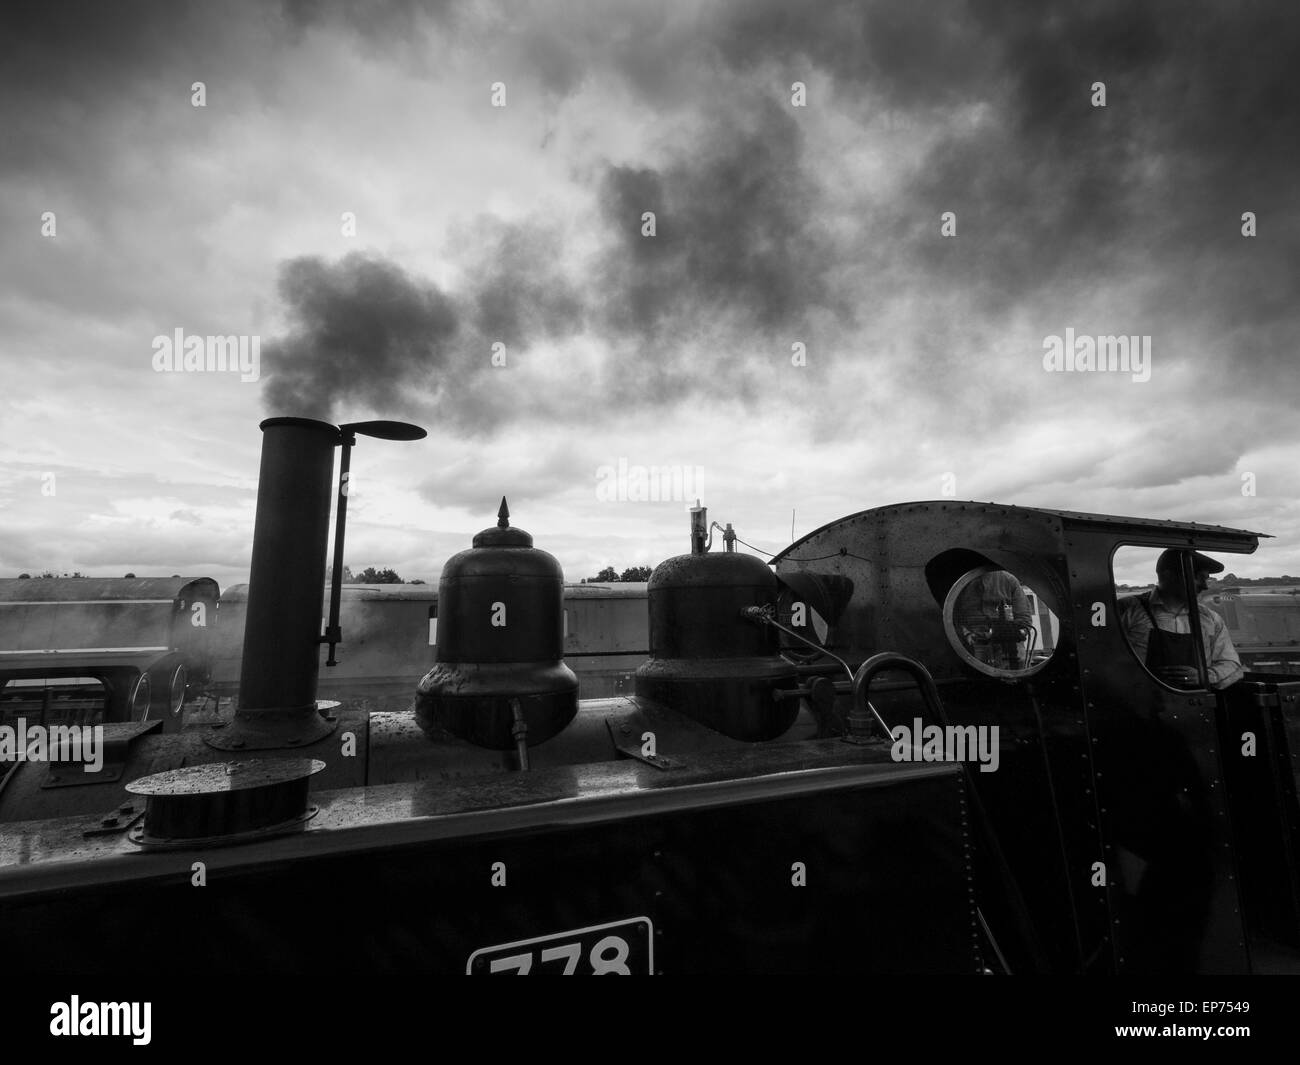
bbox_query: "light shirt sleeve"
[1202,606,1244,689]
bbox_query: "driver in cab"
[954,570,1033,670]
[1118,549,1243,690]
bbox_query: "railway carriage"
[0,576,217,731]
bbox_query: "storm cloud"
[257,0,1299,444]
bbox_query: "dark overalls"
[1125,593,1213,969]
[1136,593,1200,673]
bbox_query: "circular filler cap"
[126,758,325,848]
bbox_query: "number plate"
[467,917,654,975]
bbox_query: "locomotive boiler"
[1,415,1298,977]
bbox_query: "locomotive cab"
[771,501,1300,973]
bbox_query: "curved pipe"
[849,652,947,743]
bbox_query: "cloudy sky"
[2,0,1297,589]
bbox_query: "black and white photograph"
[1,0,1296,1043]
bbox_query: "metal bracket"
[605,719,678,770]
[41,719,165,789]
[83,800,147,838]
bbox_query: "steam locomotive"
[1,415,1298,976]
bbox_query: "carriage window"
[0,676,108,729]
[942,566,1058,678]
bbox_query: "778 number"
[490,935,631,975]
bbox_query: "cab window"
[1111,545,1206,688]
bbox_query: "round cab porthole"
[942,566,1058,679]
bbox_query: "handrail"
[848,652,948,744]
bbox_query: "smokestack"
[208,418,340,751]
[241,418,340,712]
[207,416,425,752]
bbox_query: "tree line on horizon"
[582,566,653,583]
[1115,574,1300,591]
[330,566,423,584]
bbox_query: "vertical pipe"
[324,431,354,666]
[1181,552,1211,690]
[238,418,340,712]
[690,501,708,555]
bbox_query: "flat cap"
[1156,548,1225,575]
